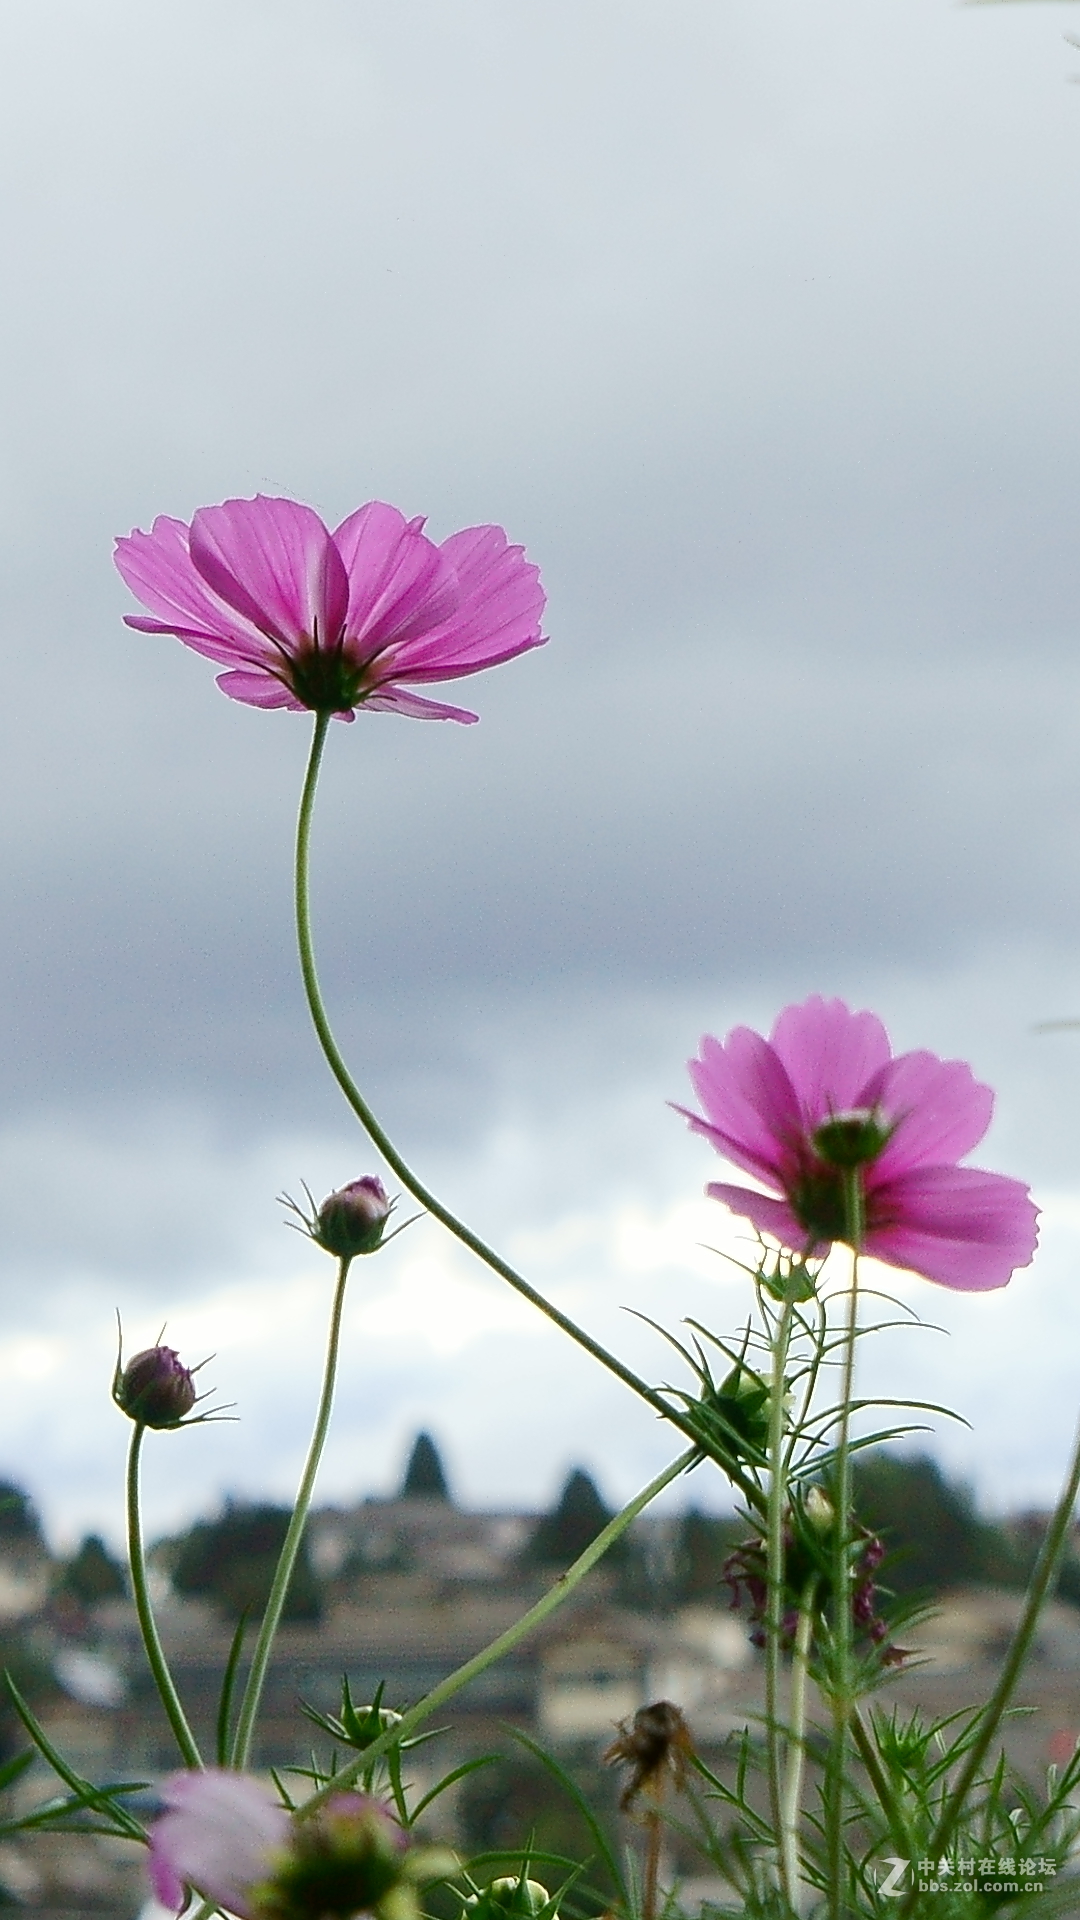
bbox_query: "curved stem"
[297,1446,696,1818]
[765,1298,795,1907]
[126,1424,202,1770]
[231,1253,352,1768]
[294,717,754,1500]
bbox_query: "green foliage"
[853,1452,1020,1596]
[401,1432,452,1501]
[170,1501,322,1622]
[459,1745,621,1917]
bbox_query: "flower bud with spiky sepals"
[464,1875,557,1920]
[283,1177,395,1260]
[113,1346,197,1429]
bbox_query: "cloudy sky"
[3,0,1080,1548]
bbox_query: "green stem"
[231,1253,352,1768]
[765,1299,795,1907]
[825,1177,863,1920]
[294,716,759,1508]
[781,1582,817,1919]
[297,1446,696,1818]
[126,1425,202,1770]
[849,1703,912,1866]
[914,1406,1080,1887]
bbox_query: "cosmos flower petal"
[769,996,892,1124]
[705,1181,822,1253]
[868,1050,995,1179]
[333,501,457,651]
[685,1028,803,1185]
[387,524,547,682]
[865,1165,1039,1291]
[362,685,480,723]
[149,1770,290,1917]
[115,515,272,665]
[215,668,307,710]
[189,496,350,651]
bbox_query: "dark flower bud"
[315,1177,393,1257]
[283,1175,394,1260]
[114,1346,197,1429]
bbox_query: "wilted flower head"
[603,1701,695,1809]
[149,1771,455,1920]
[723,1511,900,1664]
[115,494,546,724]
[113,1345,197,1429]
[680,995,1039,1291]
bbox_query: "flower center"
[286,639,368,714]
[811,1106,892,1170]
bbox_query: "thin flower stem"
[825,1178,863,1920]
[642,1780,664,1920]
[911,1405,1080,1894]
[765,1298,795,1909]
[126,1425,203,1770]
[296,1446,696,1818]
[781,1581,817,1920]
[231,1253,352,1768]
[293,716,755,1502]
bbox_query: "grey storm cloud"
[2,0,1080,1531]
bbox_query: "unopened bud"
[465,1878,555,1920]
[114,1346,197,1429]
[313,1177,393,1258]
[805,1486,835,1533]
[812,1107,892,1170]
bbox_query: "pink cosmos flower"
[115,494,546,724]
[149,1770,289,1916]
[680,995,1038,1291]
[149,1769,451,1919]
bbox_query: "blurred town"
[2,1436,1080,1917]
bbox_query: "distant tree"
[673,1509,744,1602]
[60,1534,125,1605]
[171,1503,321,1622]
[525,1468,623,1565]
[400,1432,451,1501]
[0,1483,42,1544]
[853,1453,1018,1596]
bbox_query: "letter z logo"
[879,1859,908,1898]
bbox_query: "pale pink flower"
[149,1770,454,1919]
[115,495,546,723]
[149,1770,289,1916]
[680,995,1038,1290]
